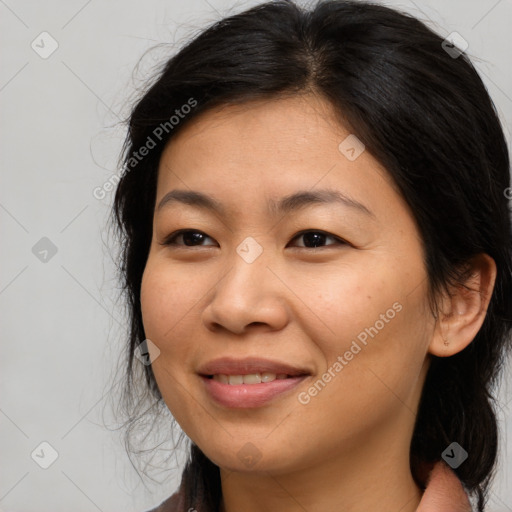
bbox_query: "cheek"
[304,267,396,352]
[309,264,430,391]
[140,257,202,341]
[139,259,204,434]
[139,259,199,393]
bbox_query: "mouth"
[203,372,303,384]
[200,373,309,408]
[197,357,312,408]
[197,356,311,379]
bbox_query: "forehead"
[155,95,401,221]
[170,95,342,148]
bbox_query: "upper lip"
[198,357,311,377]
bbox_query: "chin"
[202,440,299,475]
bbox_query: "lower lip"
[200,375,308,408]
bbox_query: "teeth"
[212,372,292,384]
[243,373,262,384]
[228,375,244,385]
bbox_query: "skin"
[140,93,496,512]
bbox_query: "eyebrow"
[156,188,375,218]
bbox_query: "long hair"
[110,1,512,510]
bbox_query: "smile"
[209,372,291,384]
[201,374,308,408]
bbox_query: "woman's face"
[140,94,435,475]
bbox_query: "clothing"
[146,460,472,512]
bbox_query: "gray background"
[1,0,511,510]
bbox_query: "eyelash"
[160,229,348,249]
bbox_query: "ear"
[428,253,497,357]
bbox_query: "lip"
[198,357,311,408]
[200,374,309,408]
[197,356,311,377]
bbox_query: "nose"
[202,254,290,335]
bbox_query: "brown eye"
[161,229,217,247]
[160,229,347,249]
[288,230,346,249]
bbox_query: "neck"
[218,421,423,512]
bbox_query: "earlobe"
[428,254,497,357]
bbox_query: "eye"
[160,229,218,247]
[160,229,347,249]
[287,230,347,249]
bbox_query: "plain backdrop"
[1,0,511,511]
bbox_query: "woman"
[110,1,512,510]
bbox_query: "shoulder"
[417,461,473,512]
